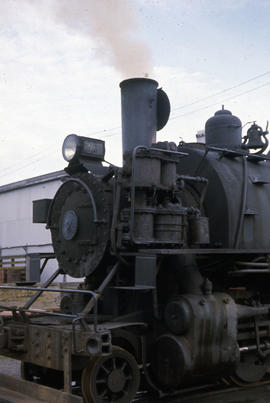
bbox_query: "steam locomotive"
[1,78,270,402]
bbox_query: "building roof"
[0,170,67,194]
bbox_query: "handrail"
[47,176,99,228]
[0,285,99,331]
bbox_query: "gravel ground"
[0,356,21,379]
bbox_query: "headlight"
[62,134,105,162]
[62,134,78,162]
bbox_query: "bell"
[243,123,266,149]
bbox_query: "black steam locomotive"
[1,78,270,402]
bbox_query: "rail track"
[1,381,270,403]
[134,380,270,403]
[1,357,270,403]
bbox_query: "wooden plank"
[0,266,25,270]
[0,386,42,402]
[0,260,26,263]
[0,373,83,402]
[0,256,26,283]
[0,262,25,265]
[0,261,26,264]
[0,256,26,272]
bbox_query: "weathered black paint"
[2,82,270,402]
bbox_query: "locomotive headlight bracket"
[62,134,105,162]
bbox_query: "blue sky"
[1,0,270,184]
[143,1,270,80]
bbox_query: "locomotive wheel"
[227,352,269,386]
[81,346,140,403]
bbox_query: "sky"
[1,0,270,185]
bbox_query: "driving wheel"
[228,352,269,386]
[81,346,140,403]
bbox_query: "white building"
[0,170,66,281]
[196,129,206,144]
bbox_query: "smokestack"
[120,78,159,155]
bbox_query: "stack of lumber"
[0,255,25,283]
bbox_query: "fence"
[0,255,26,282]
[0,253,55,283]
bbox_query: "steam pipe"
[234,156,248,248]
[235,261,270,267]
[237,304,269,319]
[240,342,270,352]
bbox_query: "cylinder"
[120,78,158,155]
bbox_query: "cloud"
[1,0,270,185]
[0,1,124,183]
[138,0,256,10]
